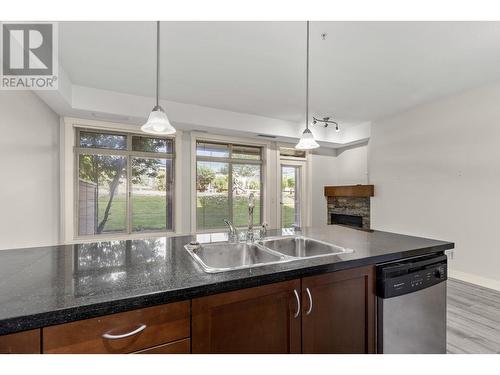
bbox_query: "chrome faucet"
[224,219,238,243]
[260,223,268,238]
[247,193,255,242]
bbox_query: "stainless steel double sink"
[185,236,354,273]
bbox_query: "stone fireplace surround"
[324,185,374,230]
[327,196,371,229]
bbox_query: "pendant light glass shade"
[295,128,319,150]
[141,21,176,136]
[141,105,176,135]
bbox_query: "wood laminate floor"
[447,278,500,354]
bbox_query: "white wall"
[370,81,500,290]
[178,131,193,234]
[311,144,369,227]
[335,144,370,185]
[0,91,60,250]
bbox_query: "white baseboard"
[448,269,500,292]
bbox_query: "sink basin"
[259,236,354,258]
[185,242,286,273]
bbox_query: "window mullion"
[228,161,233,225]
[227,144,233,224]
[127,133,133,235]
[196,156,261,165]
[75,147,174,159]
[259,165,265,225]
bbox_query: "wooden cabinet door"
[192,279,301,353]
[302,266,376,354]
[0,329,41,354]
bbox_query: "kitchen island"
[0,225,453,353]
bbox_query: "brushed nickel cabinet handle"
[293,289,301,318]
[305,288,313,315]
[101,324,147,340]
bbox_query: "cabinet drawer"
[43,301,190,354]
[134,338,190,354]
[0,329,41,354]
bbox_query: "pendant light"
[141,21,176,135]
[295,21,319,150]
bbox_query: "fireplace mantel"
[324,184,374,198]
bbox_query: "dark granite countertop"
[0,225,454,335]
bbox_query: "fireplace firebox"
[331,213,363,228]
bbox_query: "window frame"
[73,127,176,239]
[191,133,270,233]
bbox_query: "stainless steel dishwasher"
[376,253,447,354]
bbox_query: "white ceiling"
[60,21,500,124]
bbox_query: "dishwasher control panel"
[377,253,447,299]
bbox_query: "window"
[279,146,306,159]
[76,129,174,237]
[195,141,263,231]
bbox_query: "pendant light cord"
[305,20,310,130]
[156,20,160,108]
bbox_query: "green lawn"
[97,194,296,233]
[196,195,262,229]
[98,195,168,232]
[132,195,168,231]
[196,195,296,229]
[98,194,127,232]
[281,205,296,228]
